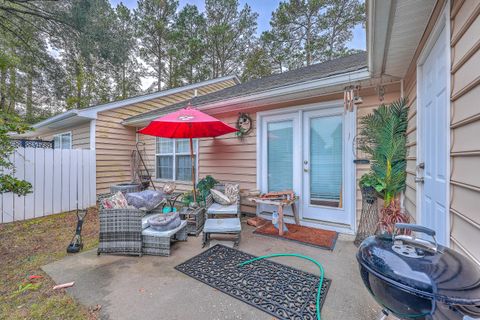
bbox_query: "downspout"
[400,78,405,210]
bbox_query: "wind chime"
[343,85,362,112]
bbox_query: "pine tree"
[205,0,258,77]
[267,0,364,67]
[135,0,178,91]
[173,4,209,85]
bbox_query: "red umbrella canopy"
[138,106,237,138]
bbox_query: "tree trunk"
[26,71,33,122]
[8,66,16,112]
[0,67,6,110]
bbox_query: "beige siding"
[95,79,237,194]
[401,0,447,222]
[37,122,91,150]
[195,84,401,218]
[450,0,480,264]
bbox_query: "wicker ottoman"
[179,207,205,236]
[142,220,188,256]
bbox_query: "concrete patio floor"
[43,223,382,320]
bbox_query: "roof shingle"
[125,52,367,124]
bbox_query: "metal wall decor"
[343,85,362,112]
[235,112,253,139]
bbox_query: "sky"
[109,0,366,50]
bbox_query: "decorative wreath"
[235,113,253,138]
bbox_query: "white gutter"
[124,68,371,126]
[31,75,240,131]
[367,0,394,77]
[31,109,83,129]
[200,69,370,112]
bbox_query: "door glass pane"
[310,115,343,208]
[156,155,173,179]
[176,155,194,181]
[267,120,293,191]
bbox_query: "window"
[155,138,197,181]
[53,132,72,149]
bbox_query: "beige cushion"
[224,184,239,203]
[210,189,233,205]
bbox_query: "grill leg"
[378,309,389,320]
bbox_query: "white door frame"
[256,100,356,234]
[416,1,450,247]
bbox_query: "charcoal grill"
[357,223,480,320]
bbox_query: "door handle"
[304,168,308,172]
[415,162,425,183]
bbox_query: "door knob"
[415,177,424,183]
[304,168,308,172]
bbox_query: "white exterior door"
[258,103,355,233]
[302,107,353,225]
[419,25,448,245]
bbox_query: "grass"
[0,208,100,320]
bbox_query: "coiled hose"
[238,253,325,320]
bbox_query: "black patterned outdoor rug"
[175,244,331,320]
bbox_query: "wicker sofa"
[97,193,187,257]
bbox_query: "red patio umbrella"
[138,106,237,202]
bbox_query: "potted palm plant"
[358,98,410,234]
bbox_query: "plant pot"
[361,186,377,204]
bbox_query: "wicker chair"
[97,193,166,256]
[203,184,242,247]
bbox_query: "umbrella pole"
[190,137,197,203]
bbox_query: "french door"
[260,104,354,230]
[302,108,352,225]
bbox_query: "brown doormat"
[254,222,338,250]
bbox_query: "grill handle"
[393,223,438,253]
[395,223,435,237]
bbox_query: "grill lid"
[357,230,480,305]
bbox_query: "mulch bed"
[175,244,331,320]
[254,222,338,251]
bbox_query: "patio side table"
[179,206,205,236]
[248,196,299,236]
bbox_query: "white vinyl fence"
[1,148,96,223]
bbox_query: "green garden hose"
[238,253,325,320]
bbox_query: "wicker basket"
[179,207,205,236]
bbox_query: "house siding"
[95,79,238,194]
[37,121,91,150]
[194,84,401,220]
[401,0,480,264]
[449,0,480,263]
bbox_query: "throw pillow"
[101,192,128,209]
[224,184,239,203]
[210,189,233,205]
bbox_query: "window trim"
[154,138,199,182]
[53,131,72,149]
